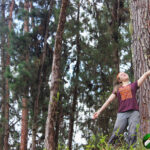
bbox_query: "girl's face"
[117,72,129,82]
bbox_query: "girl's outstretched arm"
[93,93,116,119]
[137,70,150,87]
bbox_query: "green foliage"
[6,61,35,96]
[129,22,133,35]
[58,143,69,150]
[85,134,111,150]
[85,134,146,150]
[0,15,9,34]
[52,92,60,102]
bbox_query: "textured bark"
[68,2,80,150]
[31,1,54,150]
[130,0,150,137]
[4,1,15,150]
[44,0,69,149]
[20,98,28,150]
[20,1,29,150]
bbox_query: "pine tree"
[44,0,69,149]
[4,1,15,149]
[20,1,29,150]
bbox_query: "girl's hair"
[113,74,122,94]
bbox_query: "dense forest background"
[0,0,149,150]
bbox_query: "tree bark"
[20,98,28,150]
[130,0,150,137]
[44,0,69,149]
[31,1,54,150]
[4,1,15,150]
[68,2,80,150]
[20,1,29,150]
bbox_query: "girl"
[93,70,150,147]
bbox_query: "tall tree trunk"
[44,0,69,149]
[20,1,29,150]
[68,2,80,150]
[20,98,28,150]
[31,1,54,150]
[130,0,150,137]
[4,1,15,150]
[0,0,6,149]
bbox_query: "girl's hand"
[93,111,100,119]
[138,70,150,87]
[92,94,116,119]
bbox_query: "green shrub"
[84,133,146,150]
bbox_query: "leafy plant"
[85,132,146,150]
